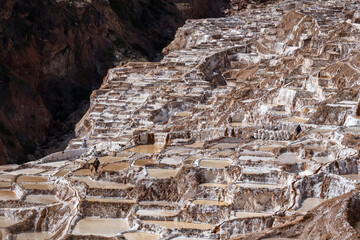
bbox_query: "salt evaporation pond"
[72,218,129,237]
[136,209,178,217]
[143,220,214,230]
[297,198,327,213]
[15,232,52,240]
[199,159,232,168]
[123,232,160,240]
[125,145,162,154]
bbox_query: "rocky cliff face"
[0,0,183,164]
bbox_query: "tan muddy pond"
[136,209,179,217]
[146,168,179,178]
[15,232,52,240]
[72,218,129,237]
[125,145,162,154]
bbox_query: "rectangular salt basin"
[240,150,274,157]
[0,190,19,200]
[72,218,130,237]
[16,175,49,183]
[209,143,238,149]
[136,209,179,217]
[0,174,15,182]
[238,156,274,161]
[102,162,129,171]
[0,216,18,227]
[276,153,303,163]
[199,183,227,188]
[143,220,214,230]
[8,168,45,175]
[176,111,192,117]
[0,182,11,188]
[160,156,183,165]
[15,232,52,240]
[185,142,205,148]
[71,177,134,189]
[235,183,284,189]
[134,158,156,166]
[125,145,162,154]
[123,232,160,240]
[211,151,234,157]
[146,169,179,178]
[192,199,228,206]
[21,184,55,191]
[296,198,327,214]
[283,117,308,123]
[39,160,69,168]
[24,194,58,204]
[235,212,272,218]
[85,197,135,204]
[199,159,232,168]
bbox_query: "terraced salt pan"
[72,218,130,237]
[0,216,18,227]
[54,170,70,177]
[276,153,303,163]
[146,168,179,178]
[199,183,228,188]
[136,209,179,217]
[16,175,48,183]
[211,150,235,157]
[209,143,238,149]
[230,122,247,127]
[102,162,129,171]
[134,158,155,166]
[0,164,18,171]
[160,156,183,165]
[20,184,55,191]
[24,194,58,204]
[312,157,334,163]
[123,232,160,240]
[0,190,19,200]
[303,145,326,152]
[185,142,205,148]
[125,145,162,154]
[0,174,15,182]
[297,198,327,214]
[259,145,283,151]
[72,169,92,176]
[8,168,45,175]
[85,197,135,204]
[176,111,192,117]
[283,117,308,123]
[72,177,134,189]
[235,183,284,189]
[235,212,272,218]
[199,159,232,168]
[238,155,274,161]
[143,220,214,230]
[0,182,11,188]
[240,150,274,157]
[192,199,228,206]
[15,232,52,240]
[39,160,69,168]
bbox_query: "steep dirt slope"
[0,0,183,164]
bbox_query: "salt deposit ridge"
[1,0,360,239]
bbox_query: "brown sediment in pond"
[125,145,162,154]
[134,158,156,166]
[8,168,45,175]
[54,170,70,177]
[16,175,49,183]
[20,184,55,190]
[102,162,130,171]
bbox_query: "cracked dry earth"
[1,0,360,239]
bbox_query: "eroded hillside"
[0,0,359,239]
